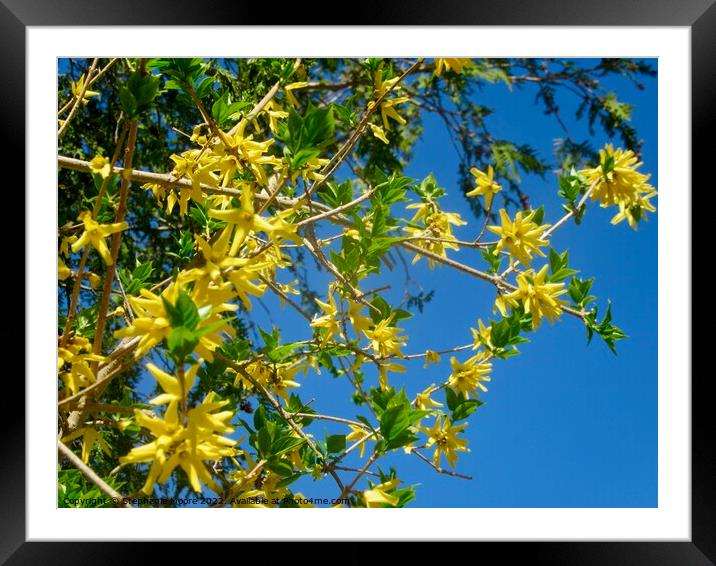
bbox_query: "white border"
[27,27,691,541]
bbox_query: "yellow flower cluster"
[368,68,411,145]
[579,144,657,229]
[71,211,128,266]
[114,281,235,360]
[232,359,302,401]
[120,363,237,494]
[488,208,550,267]
[495,265,568,328]
[404,200,467,267]
[58,335,107,396]
[434,58,473,76]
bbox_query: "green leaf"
[257,425,273,457]
[481,245,502,274]
[271,435,305,457]
[568,276,596,308]
[445,387,461,412]
[118,87,137,117]
[547,247,578,282]
[369,296,392,323]
[326,434,346,454]
[162,289,200,330]
[167,327,198,359]
[264,459,294,478]
[379,392,427,451]
[452,399,484,422]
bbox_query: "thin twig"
[215,352,345,492]
[58,58,98,138]
[291,413,370,429]
[412,448,473,480]
[303,58,423,200]
[58,58,118,117]
[338,450,379,499]
[296,185,376,228]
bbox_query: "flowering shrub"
[57,57,656,507]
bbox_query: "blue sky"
[61,58,658,507]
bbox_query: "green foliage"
[584,302,627,354]
[547,248,578,282]
[372,388,428,451]
[119,260,153,295]
[568,276,597,308]
[446,387,484,422]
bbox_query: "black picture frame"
[8,0,706,562]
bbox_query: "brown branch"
[58,440,134,507]
[91,119,138,359]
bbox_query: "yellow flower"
[310,292,343,342]
[61,426,111,464]
[58,258,72,280]
[70,73,100,104]
[368,123,389,144]
[371,69,410,131]
[403,201,467,268]
[284,81,310,107]
[70,211,128,265]
[495,265,567,328]
[415,384,443,410]
[287,155,330,184]
[89,154,112,179]
[423,350,441,367]
[610,190,657,230]
[263,99,288,133]
[447,353,492,399]
[233,360,301,400]
[120,363,237,495]
[470,319,493,350]
[364,316,407,358]
[208,186,300,255]
[422,416,469,468]
[487,208,550,267]
[347,299,372,337]
[145,362,199,406]
[177,226,268,308]
[362,479,401,507]
[168,151,219,215]
[58,335,107,396]
[86,272,101,289]
[59,235,77,258]
[434,58,472,76]
[121,394,237,494]
[466,165,502,208]
[215,119,283,186]
[377,361,406,391]
[346,424,374,458]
